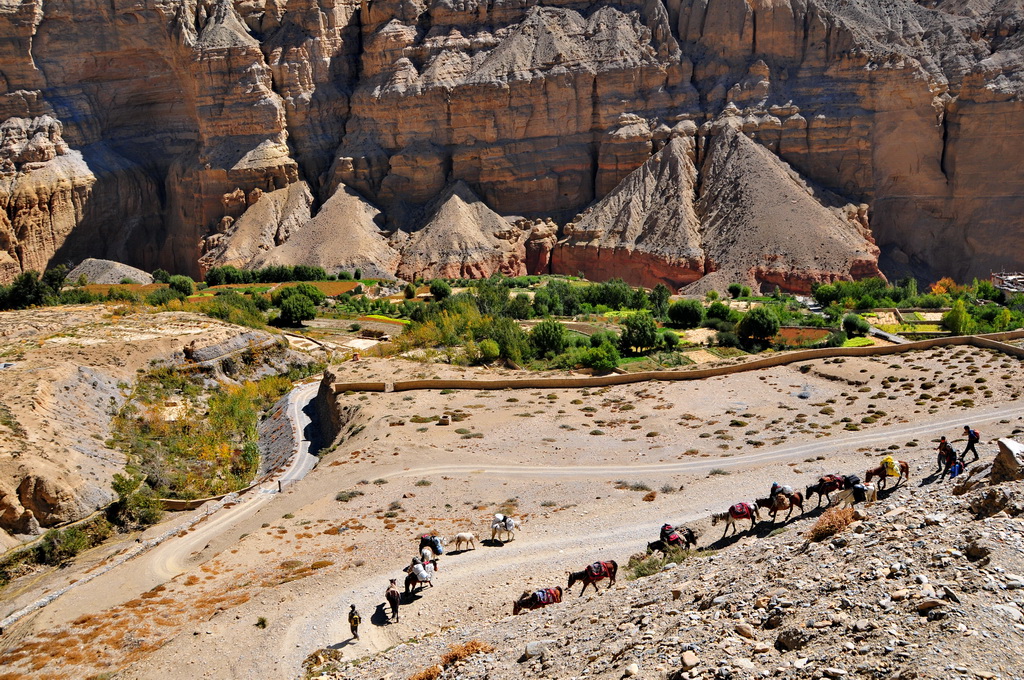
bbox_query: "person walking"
[348,604,361,640]
[961,425,981,464]
[936,437,957,481]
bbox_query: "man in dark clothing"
[961,425,980,464]
[936,437,957,480]
[348,604,361,640]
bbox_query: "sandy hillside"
[1,346,1023,678]
[0,306,284,549]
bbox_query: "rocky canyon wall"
[0,0,1022,287]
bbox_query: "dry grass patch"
[808,507,855,541]
[409,640,496,680]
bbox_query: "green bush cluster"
[204,265,329,286]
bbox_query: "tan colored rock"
[200,182,315,271]
[252,185,399,279]
[553,136,704,290]
[688,124,882,294]
[395,182,526,280]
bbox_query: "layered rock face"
[1,0,1023,286]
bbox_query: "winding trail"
[1,379,322,631]
[374,403,1024,481]
[271,401,1024,673]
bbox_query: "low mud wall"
[316,371,366,448]
[328,331,1024,395]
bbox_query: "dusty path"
[372,403,1024,481]
[8,380,323,632]
[264,402,1024,675]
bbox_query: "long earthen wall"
[330,331,1024,395]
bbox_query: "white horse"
[491,514,520,542]
[832,483,877,508]
[710,502,760,538]
[453,532,477,551]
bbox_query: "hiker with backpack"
[936,436,958,480]
[961,425,981,464]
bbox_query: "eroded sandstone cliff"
[0,0,1022,287]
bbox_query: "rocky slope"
[0,307,300,548]
[1,0,1023,288]
[305,442,1024,680]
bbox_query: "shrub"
[152,268,171,283]
[479,338,500,362]
[660,329,680,349]
[168,275,195,296]
[706,301,733,321]
[715,331,740,347]
[530,319,567,356]
[279,294,316,326]
[807,507,855,541]
[36,526,91,565]
[429,280,452,300]
[146,287,185,306]
[727,283,743,299]
[842,313,870,337]
[736,305,780,345]
[667,299,704,328]
[404,283,417,299]
[336,490,364,502]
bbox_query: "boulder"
[990,439,1024,484]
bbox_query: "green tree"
[943,299,977,335]
[404,283,417,299]
[530,319,567,356]
[3,271,48,309]
[584,342,620,372]
[152,268,171,284]
[111,474,162,529]
[168,275,195,297]
[429,280,452,300]
[736,305,780,345]
[353,268,362,280]
[842,313,870,337]
[619,310,658,354]
[42,265,68,295]
[273,282,326,306]
[648,283,671,317]
[279,294,316,326]
[479,339,500,362]
[667,299,704,328]
[506,293,533,320]
[727,283,743,299]
[706,301,733,321]
[660,329,680,349]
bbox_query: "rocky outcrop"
[0,0,1023,286]
[551,125,881,292]
[250,185,399,279]
[553,135,704,291]
[199,183,315,272]
[691,123,882,294]
[395,182,526,281]
[66,258,154,285]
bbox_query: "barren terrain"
[0,306,290,548]
[1,345,1023,678]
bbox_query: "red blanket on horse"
[586,561,614,578]
[729,502,753,520]
[535,587,559,605]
